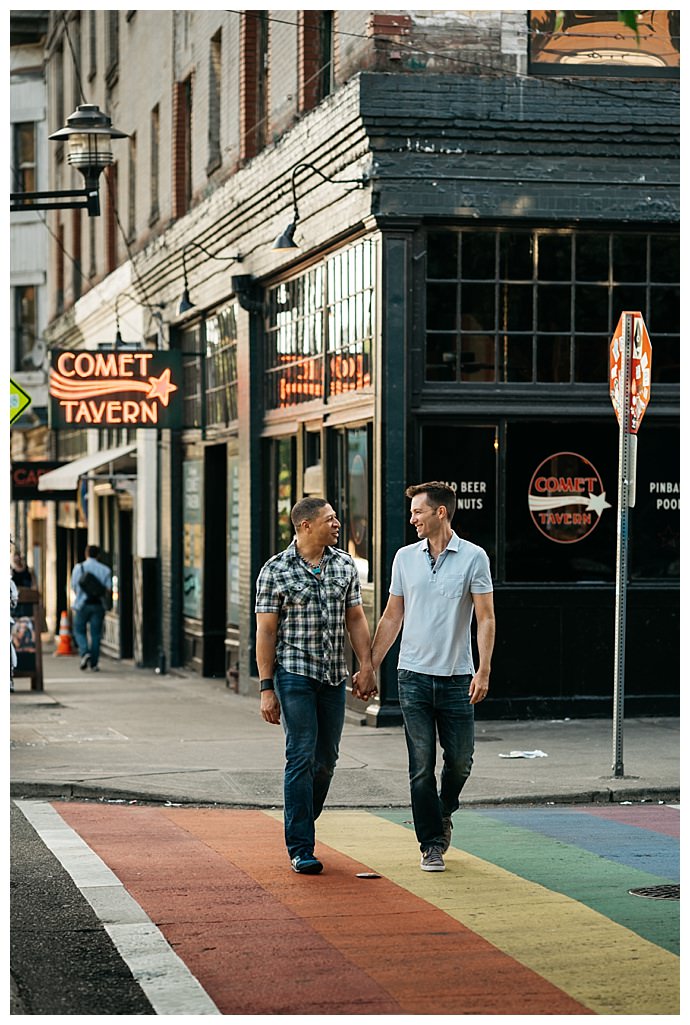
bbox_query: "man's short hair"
[86,544,101,558]
[405,481,457,521]
[291,497,328,529]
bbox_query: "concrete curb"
[10,780,680,809]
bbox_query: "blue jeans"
[73,603,106,667]
[274,666,346,859]
[398,670,474,851]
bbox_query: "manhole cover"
[628,884,679,900]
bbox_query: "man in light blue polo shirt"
[362,481,495,873]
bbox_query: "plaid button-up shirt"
[255,539,362,685]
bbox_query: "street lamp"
[10,103,128,217]
[273,162,368,250]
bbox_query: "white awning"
[37,443,137,492]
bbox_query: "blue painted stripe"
[473,808,679,880]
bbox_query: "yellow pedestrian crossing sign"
[10,378,32,424]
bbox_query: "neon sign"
[50,349,183,429]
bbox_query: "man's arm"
[255,611,281,724]
[370,594,405,672]
[469,591,495,705]
[344,604,377,699]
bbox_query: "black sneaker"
[441,815,453,853]
[291,853,323,874]
[80,653,91,670]
[420,846,446,872]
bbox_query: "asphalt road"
[11,798,679,1016]
[10,801,153,1015]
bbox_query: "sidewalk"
[10,650,680,808]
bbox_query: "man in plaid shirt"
[255,497,377,874]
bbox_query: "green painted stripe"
[379,809,679,955]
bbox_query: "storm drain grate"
[628,884,679,900]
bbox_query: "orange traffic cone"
[55,611,75,655]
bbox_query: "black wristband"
[260,679,274,692]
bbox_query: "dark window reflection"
[575,286,609,332]
[649,286,679,333]
[536,335,571,382]
[461,283,495,332]
[427,231,458,279]
[500,232,533,279]
[427,283,457,329]
[575,234,609,281]
[613,234,647,282]
[461,232,496,279]
[538,235,572,281]
[574,336,608,382]
[650,235,680,282]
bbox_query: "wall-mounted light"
[10,104,128,218]
[273,162,368,251]
[113,293,166,348]
[179,241,242,315]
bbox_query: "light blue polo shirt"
[390,532,493,676]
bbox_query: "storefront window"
[271,437,295,552]
[424,229,679,387]
[506,422,618,583]
[227,451,240,625]
[420,424,497,569]
[265,237,376,409]
[182,460,203,617]
[629,423,679,580]
[330,425,371,582]
[205,304,239,425]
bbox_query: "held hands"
[260,689,281,725]
[351,666,378,701]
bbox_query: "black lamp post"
[10,103,128,217]
[273,162,367,250]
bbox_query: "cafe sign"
[49,349,183,429]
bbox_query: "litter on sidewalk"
[499,750,549,759]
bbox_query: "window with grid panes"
[424,229,679,386]
[205,304,239,426]
[265,237,376,409]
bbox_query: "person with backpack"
[70,545,112,672]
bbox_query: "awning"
[37,443,136,492]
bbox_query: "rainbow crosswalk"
[36,802,679,1015]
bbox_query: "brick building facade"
[34,10,679,719]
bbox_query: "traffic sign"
[10,378,32,424]
[609,311,652,434]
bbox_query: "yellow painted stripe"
[304,811,679,1016]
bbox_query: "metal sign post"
[609,312,652,778]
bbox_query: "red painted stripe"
[56,804,592,1015]
[583,805,680,837]
[56,803,400,1015]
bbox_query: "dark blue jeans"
[274,666,346,859]
[398,669,474,851]
[73,603,106,667]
